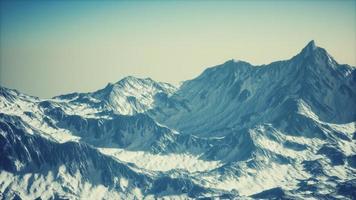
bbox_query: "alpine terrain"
[1,41,355,199]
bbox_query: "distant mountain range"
[1,40,355,199]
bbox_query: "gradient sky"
[1,0,355,98]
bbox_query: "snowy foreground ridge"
[1,40,356,199]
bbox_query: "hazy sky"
[1,0,355,98]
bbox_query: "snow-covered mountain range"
[1,41,355,199]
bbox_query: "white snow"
[200,162,309,196]
[99,148,222,173]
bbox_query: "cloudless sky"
[1,0,355,97]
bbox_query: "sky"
[0,0,355,98]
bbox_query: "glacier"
[0,40,356,199]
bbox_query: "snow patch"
[99,148,222,173]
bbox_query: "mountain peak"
[118,76,141,83]
[116,76,156,85]
[305,40,316,49]
[299,40,318,57]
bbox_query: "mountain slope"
[151,40,356,135]
[0,117,233,199]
